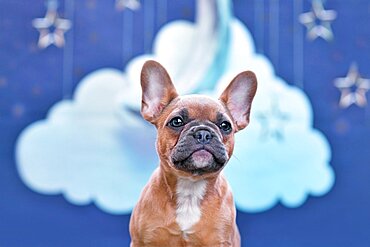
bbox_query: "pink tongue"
[192,150,213,168]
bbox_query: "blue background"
[1,0,370,246]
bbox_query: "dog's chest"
[175,178,207,235]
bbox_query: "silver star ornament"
[32,0,72,48]
[299,0,337,41]
[334,63,370,108]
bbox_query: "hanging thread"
[293,0,304,89]
[254,0,264,53]
[143,0,155,53]
[122,9,134,67]
[62,0,74,99]
[269,0,279,69]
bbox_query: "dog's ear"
[219,71,257,131]
[141,60,178,123]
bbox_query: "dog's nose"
[193,130,212,144]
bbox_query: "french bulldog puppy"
[130,60,257,247]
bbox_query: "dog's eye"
[219,121,232,132]
[169,117,184,128]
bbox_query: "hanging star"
[334,63,370,108]
[32,0,72,49]
[256,100,290,141]
[115,0,141,11]
[299,0,337,41]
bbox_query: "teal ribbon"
[191,0,232,93]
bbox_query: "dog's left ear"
[141,60,178,124]
[219,71,257,131]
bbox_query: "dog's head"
[140,60,257,178]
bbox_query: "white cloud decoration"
[16,0,334,214]
[16,70,158,213]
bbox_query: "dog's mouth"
[191,149,214,167]
[172,147,226,175]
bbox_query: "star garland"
[299,0,337,41]
[334,63,370,108]
[32,0,72,49]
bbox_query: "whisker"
[231,154,242,164]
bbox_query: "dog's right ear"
[140,60,178,124]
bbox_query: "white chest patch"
[175,178,207,233]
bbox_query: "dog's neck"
[158,161,221,198]
[158,162,222,234]
[175,177,207,234]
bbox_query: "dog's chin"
[173,150,224,176]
